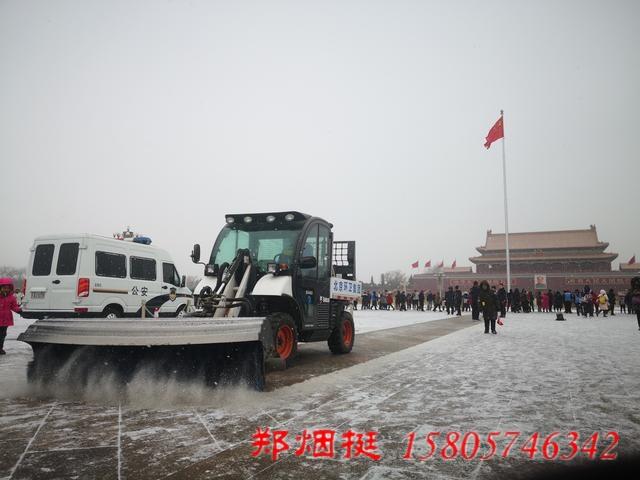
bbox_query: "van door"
[160,262,182,315]
[49,242,81,311]
[27,242,57,312]
[93,250,128,315]
[129,255,160,315]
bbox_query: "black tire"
[175,305,186,318]
[328,311,355,354]
[269,313,298,366]
[103,305,123,319]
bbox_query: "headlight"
[267,263,277,273]
[226,216,235,224]
[244,216,253,223]
[284,213,295,221]
[266,215,276,223]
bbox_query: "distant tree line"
[363,270,408,291]
[0,266,26,286]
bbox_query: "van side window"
[32,244,55,276]
[96,251,126,278]
[163,263,180,286]
[130,257,157,281]
[56,243,79,275]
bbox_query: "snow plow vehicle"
[19,212,361,390]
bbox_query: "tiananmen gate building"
[410,226,637,294]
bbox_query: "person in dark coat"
[607,288,616,316]
[554,291,563,312]
[582,287,594,317]
[629,277,640,330]
[497,283,507,318]
[418,290,425,311]
[454,285,462,316]
[479,280,499,334]
[521,289,530,313]
[470,281,480,320]
[512,288,521,313]
[445,286,455,315]
[398,291,407,311]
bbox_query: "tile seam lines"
[117,403,122,480]
[468,390,516,480]
[244,371,438,480]
[195,410,223,451]
[29,445,118,454]
[7,403,57,480]
[159,355,438,479]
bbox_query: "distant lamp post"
[435,271,444,297]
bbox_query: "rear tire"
[175,305,186,318]
[270,313,298,366]
[328,311,355,354]
[103,305,122,319]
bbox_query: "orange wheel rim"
[342,320,353,345]
[276,325,294,359]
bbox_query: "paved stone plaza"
[1,311,639,479]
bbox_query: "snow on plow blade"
[18,317,274,391]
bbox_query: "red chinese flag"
[451,260,457,269]
[484,115,504,149]
[424,260,431,268]
[629,255,636,264]
[437,260,444,268]
[411,260,419,269]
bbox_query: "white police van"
[21,233,193,319]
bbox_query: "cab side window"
[317,225,331,279]
[300,225,318,279]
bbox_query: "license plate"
[31,291,46,299]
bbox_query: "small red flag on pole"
[451,260,457,269]
[424,260,431,268]
[629,255,636,264]
[484,114,504,149]
[437,260,444,268]
[411,260,419,269]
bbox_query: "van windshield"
[209,225,303,271]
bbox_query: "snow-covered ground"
[352,308,458,334]
[1,310,639,479]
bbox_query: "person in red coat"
[0,277,22,354]
[541,291,550,312]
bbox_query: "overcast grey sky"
[1,0,638,282]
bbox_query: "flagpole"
[501,110,512,293]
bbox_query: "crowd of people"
[359,276,640,332]
[359,287,467,315]
[1,276,639,356]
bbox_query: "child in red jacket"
[0,277,22,354]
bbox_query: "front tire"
[270,313,298,366]
[328,311,355,354]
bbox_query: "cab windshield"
[209,225,303,272]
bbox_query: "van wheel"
[175,305,186,318]
[103,306,122,319]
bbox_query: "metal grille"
[317,303,330,329]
